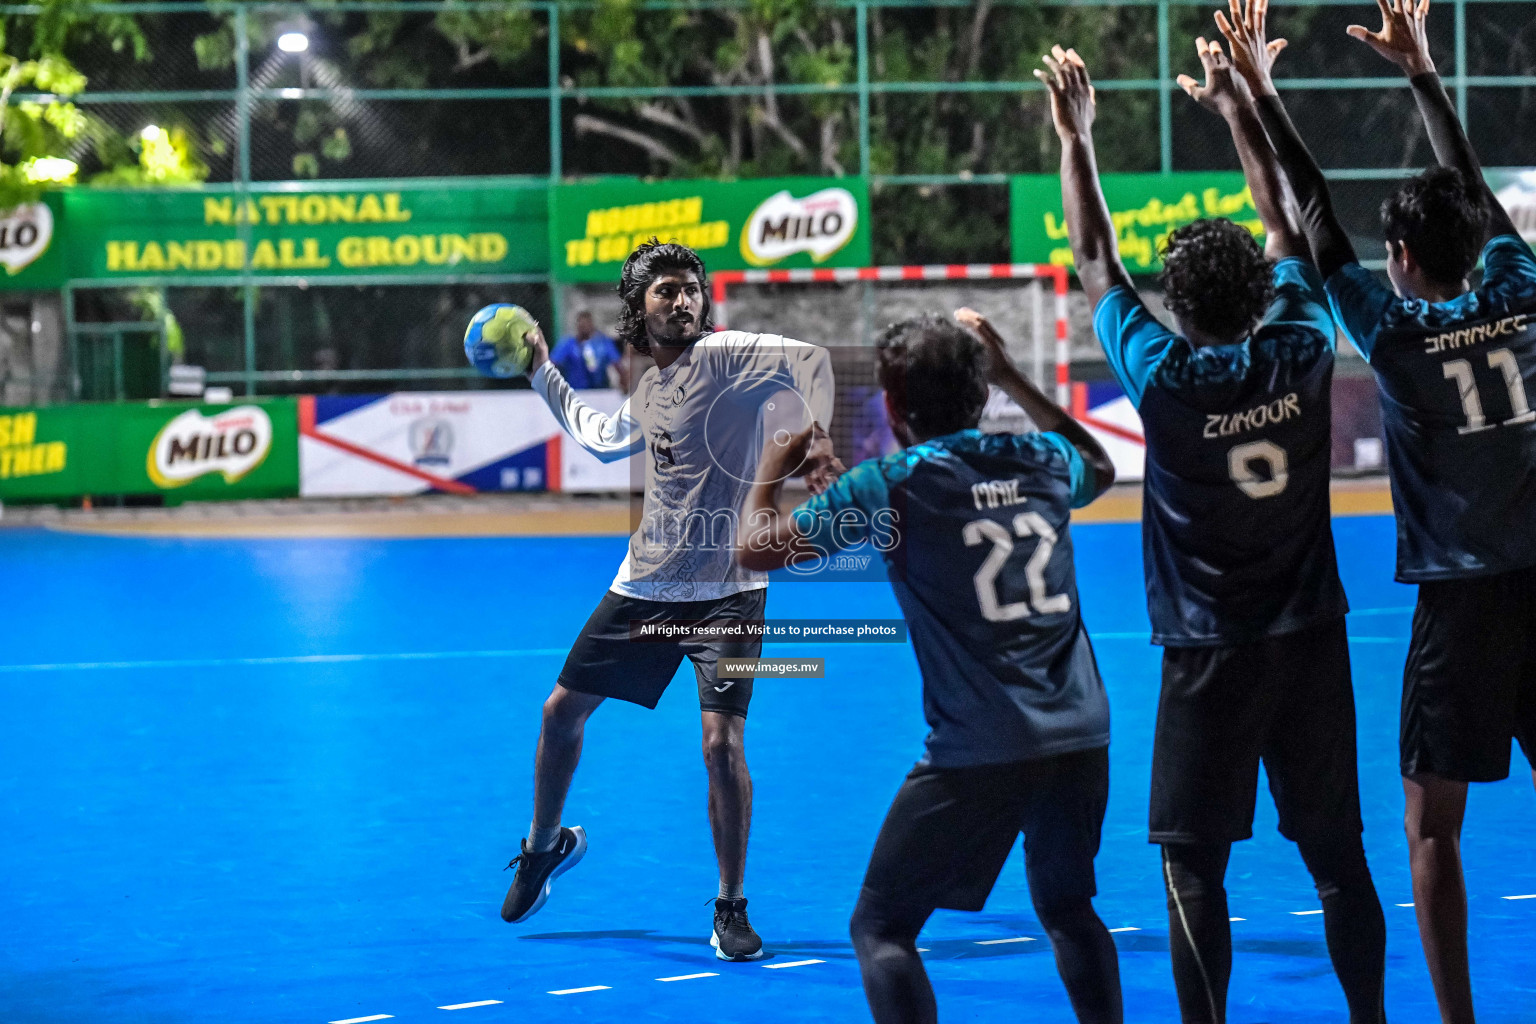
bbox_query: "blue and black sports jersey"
[1093,258,1348,646]
[794,429,1109,769]
[1327,235,1536,581]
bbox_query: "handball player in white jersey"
[500,240,841,961]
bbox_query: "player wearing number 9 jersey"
[740,312,1123,1024]
[1047,42,1387,1023]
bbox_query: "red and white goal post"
[711,262,1072,406]
[711,262,1148,481]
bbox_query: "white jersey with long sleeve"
[531,330,835,602]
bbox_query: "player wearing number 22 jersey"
[741,312,1123,1023]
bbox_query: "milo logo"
[740,187,858,266]
[0,203,54,275]
[147,406,273,488]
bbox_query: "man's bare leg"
[501,684,605,923]
[1403,772,1474,1024]
[532,684,605,830]
[702,710,751,892]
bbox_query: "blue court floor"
[0,514,1532,1024]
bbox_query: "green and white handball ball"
[464,303,538,378]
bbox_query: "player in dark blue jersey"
[1219,0,1536,1017]
[738,313,1120,1023]
[1041,42,1387,1023]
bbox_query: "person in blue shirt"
[549,310,627,389]
[1219,1,1536,1018]
[739,312,1120,1023]
[1042,42,1386,1023]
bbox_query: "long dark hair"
[615,239,715,355]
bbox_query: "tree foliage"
[0,0,206,209]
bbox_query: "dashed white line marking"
[439,1001,502,1010]
[916,947,931,952]
[548,986,611,995]
[1504,894,1536,900]
[1229,917,1245,922]
[764,959,825,969]
[330,1017,393,1024]
[975,937,1036,945]
[1397,902,1415,907]
[1108,927,1140,933]
[1291,910,1324,916]
[657,973,718,982]
[0,649,570,675]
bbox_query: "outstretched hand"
[1346,0,1435,75]
[1213,0,1288,97]
[762,423,844,495]
[953,307,1012,384]
[1034,45,1096,140]
[525,324,550,372]
[1176,36,1255,116]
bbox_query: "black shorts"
[860,746,1109,914]
[1150,617,1362,846]
[1402,567,1536,782]
[556,588,765,718]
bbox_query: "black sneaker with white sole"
[501,826,587,923]
[709,896,765,961]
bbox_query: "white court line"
[548,986,611,995]
[1108,927,1140,933]
[1397,902,1415,907]
[975,937,1035,945]
[330,1017,393,1024]
[764,960,825,969]
[0,648,569,675]
[1504,894,1536,900]
[657,973,718,982]
[438,1001,503,1010]
[1348,607,1414,616]
[1229,917,1245,922]
[1291,910,1324,916]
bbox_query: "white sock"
[718,880,744,901]
[528,824,561,852]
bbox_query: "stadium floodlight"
[141,124,163,140]
[277,31,309,53]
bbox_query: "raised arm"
[527,327,645,463]
[1177,36,1308,261]
[1217,0,1359,278]
[1345,0,1518,239]
[714,334,843,493]
[1034,46,1132,307]
[738,426,850,572]
[954,308,1115,498]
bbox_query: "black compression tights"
[1161,841,1387,1024]
[849,891,1123,1024]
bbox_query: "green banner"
[0,398,298,503]
[552,176,871,282]
[1011,172,1260,273]
[0,181,548,289]
[0,194,67,289]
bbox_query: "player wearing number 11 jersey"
[1045,41,1387,1022]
